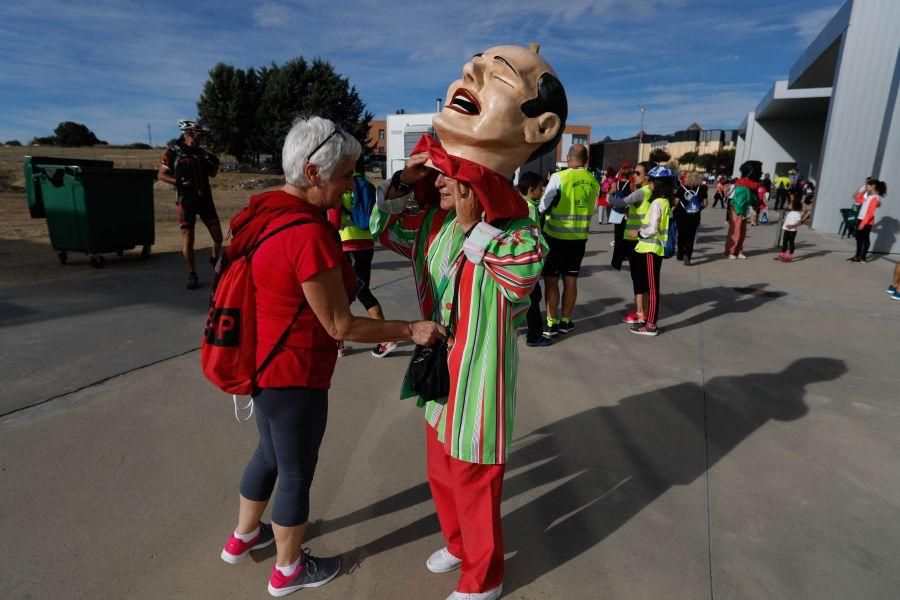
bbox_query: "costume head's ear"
[524,112,561,146]
[521,72,567,162]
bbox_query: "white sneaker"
[737,253,748,259]
[426,547,462,573]
[446,584,503,600]
[727,254,737,260]
[371,341,398,358]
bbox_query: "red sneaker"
[221,522,274,564]
[621,311,646,324]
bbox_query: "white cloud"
[0,0,812,144]
[252,2,296,28]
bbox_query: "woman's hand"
[410,321,446,346]
[455,185,483,231]
[401,153,432,185]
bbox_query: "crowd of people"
[167,44,892,600]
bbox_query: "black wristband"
[391,170,411,194]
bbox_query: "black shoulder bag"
[407,255,465,401]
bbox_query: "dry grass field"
[0,146,281,285]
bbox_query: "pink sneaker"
[621,311,646,324]
[221,522,274,564]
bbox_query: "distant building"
[367,120,386,157]
[734,0,899,253]
[591,126,736,171]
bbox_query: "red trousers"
[426,425,505,593]
[725,209,748,255]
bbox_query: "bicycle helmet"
[647,165,675,179]
[177,119,208,132]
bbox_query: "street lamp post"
[637,104,646,163]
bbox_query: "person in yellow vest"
[606,161,655,325]
[327,168,396,357]
[626,165,675,336]
[537,144,600,337]
[773,172,791,211]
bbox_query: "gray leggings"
[239,387,328,527]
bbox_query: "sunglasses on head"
[309,126,346,161]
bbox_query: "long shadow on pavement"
[321,358,845,595]
[659,283,786,334]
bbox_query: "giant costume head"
[433,44,567,177]
[412,44,567,223]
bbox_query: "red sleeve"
[860,197,880,227]
[281,223,343,284]
[326,208,342,230]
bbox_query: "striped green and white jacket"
[371,192,546,464]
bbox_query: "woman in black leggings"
[852,179,886,263]
[674,171,708,266]
[219,117,443,597]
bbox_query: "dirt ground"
[0,146,284,286]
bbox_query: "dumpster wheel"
[57,251,68,265]
[140,245,151,260]
[90,254,106,268]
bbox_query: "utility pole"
[147,123,153,147]
[637,104,646,163]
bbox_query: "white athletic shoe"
[446,584,503,600]
[427,547,462,573]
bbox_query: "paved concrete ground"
[1,214,898,599]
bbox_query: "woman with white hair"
[218,117,444,597]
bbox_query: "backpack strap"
[245,217,314,392]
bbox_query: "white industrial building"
[734,0,900,253]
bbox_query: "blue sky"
[0,0,843,145]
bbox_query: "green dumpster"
[37,164,156,267]
[24,155,114,218]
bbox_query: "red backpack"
[201,217,312,396]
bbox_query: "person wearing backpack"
[216,117,444,598]
[157,119,223,290]
[625,165,675,337]
[326,162,396,358]
[673,170,707,266]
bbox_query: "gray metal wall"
[734,112,826,181]
[813,0,900,252]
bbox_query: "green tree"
[198,64,261,161]
[698,152,717,172]
[649,148,671,163]
[255,57,373,164]
[714,148,736,174]
[678,150,699,166]
[30,135,57,146]
[5,140,22,146]
[54,121,105,146]
[196,56,373,166]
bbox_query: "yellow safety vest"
[543,168,600,241]
[338,178,375,244]
[635,197,671,256]
[623,186,653,240]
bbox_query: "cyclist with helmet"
[158,119,223,290]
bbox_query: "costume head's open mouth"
[447,88,481,116]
